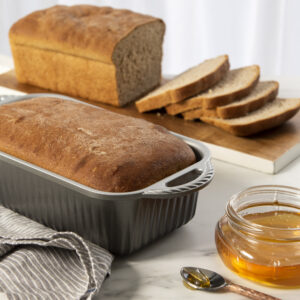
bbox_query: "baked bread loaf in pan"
[0,95,213,255]
[9,5,165,106]
[0,97,196,192]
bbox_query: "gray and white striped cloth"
[0,205,113,300]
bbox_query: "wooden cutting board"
[0,70,299,174]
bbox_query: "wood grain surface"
[0,70,299,162]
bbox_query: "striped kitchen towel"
[0,205,113,300]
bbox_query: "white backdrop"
[1,0,300,77]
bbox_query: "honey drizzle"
[182,269,211,291]
[187,269,210,288]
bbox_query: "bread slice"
[200,98,300,136]
[135,55,229,113]
[183,108,211,120]
[166,65,260,115]
[183,81,279,120]
[216,81,279,119]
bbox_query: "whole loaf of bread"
[0,98,195,192]
[9,5,165,106]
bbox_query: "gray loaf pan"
[0,93,214,255]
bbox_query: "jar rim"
[226,185,300,241]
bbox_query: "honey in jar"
[215,185,300,288]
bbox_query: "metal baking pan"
[0,93,214,255]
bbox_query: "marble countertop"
[0,54,299,300]
[96,157,300,300]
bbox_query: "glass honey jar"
[215,185,300,288]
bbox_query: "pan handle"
[142,159,214,198]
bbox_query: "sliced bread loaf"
[135,55,229,113]
[183,80,279,120]
[200,98,300,136]
[166,65,260,115]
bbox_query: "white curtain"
[1,0,300,77]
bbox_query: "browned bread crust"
[9,5,165,106]
[10,5,159,63]
[0,98,196,192]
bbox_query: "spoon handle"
[225,282,281,300]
